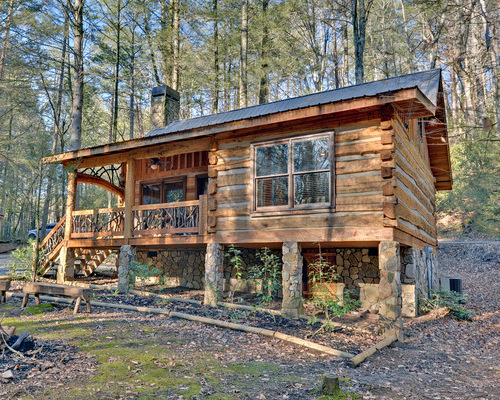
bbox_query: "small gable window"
[252,133,333,211]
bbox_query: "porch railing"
[72,207,125,238]
[70,196,207,239]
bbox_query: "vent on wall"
[440,276,462,294]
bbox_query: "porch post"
[57,169,77,283]
[204,243,223,306]
[281,242,303,318]
[378,240,404,340]
[118,245,136,293]
[123,158,136,239]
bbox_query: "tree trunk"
[69,0,85,151]
[144,17,161,86]
[109,0,121,144]
[342,19,349,86]
[258,0,269,104]
[0,0,15,94]
[212,0,219,113]
[172,0,180,91]
[41,18,68,239]
[239,0,248,108]
[129,20,135,140]
[159,1,172,85]
[352,0,371,85]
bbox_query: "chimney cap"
[152,85,180,100]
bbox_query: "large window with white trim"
[252,133,334,211]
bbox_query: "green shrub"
[307,248,360,332]
[225,244,245,302]
[420,290,475,321]
[248,247,282,306]
[8,241,35,280]
[129,260,161,288]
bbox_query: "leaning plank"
[348,334,398,367]
[8,293,354,359]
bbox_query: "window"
[142,184,161,205]
[141,178,186,205]
[253,133,333,211]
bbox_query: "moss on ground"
[0,301,314,399]
[22,303,54,315]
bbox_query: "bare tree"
[239,0,248,108]
[352,0,373,84]
[68,0,85,151]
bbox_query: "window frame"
[251,132,335,215]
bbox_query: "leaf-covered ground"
[0,242,498,399]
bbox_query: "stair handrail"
[38,216,66,272]
[40,216,66,248]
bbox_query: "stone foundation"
[57,247,75,283]
[334,248,379,290]
[282,242,303,318]
[401,246,439,313]
[378,241,403,339]
[118,245,136,293]
[136,249,205,289]
[204,243,224,306]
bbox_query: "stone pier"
[204,243,224,306]
[281,242,303,318]
[57,247,75,284]
[118,245,136,293]
[378,241,403,340]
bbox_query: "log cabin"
[42,69,452,336]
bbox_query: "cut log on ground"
[348,334,398,367]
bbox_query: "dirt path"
[0,252,11,276]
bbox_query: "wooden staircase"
[37,217,115,277]
[74,249,114,277]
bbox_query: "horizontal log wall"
[212,122,388,240]
[387,118,437,246]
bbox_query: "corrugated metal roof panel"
[147,69,441,137]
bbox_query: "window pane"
[294,172,329,205]
[142,184,161,205]
[293,138,329,172]
[256,176,288,207]
[256,144,288,176]
[164,181,184,203]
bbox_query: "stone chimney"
[150,85,180,130]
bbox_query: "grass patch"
[22,303,54,315]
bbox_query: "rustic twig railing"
[68,198,207,239]
[38,216,66,274]
[72,208,125,238]
[132,200,200,235]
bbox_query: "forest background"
[0,0,498,241]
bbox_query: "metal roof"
[147,69,442,137]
